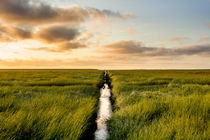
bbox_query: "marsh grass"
[0,70,102,140]
[108,70,210,140]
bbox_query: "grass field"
[0,70,103,140]
[108,70,210,140]
[0,70,210,140]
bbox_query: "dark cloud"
[58,42,86,50]
[103,40,210,57]
[173,44,210,56]
[28,42,86,52]
[0,24,80,43]
[0,0,134,25]
[0,24,87,52]
[103,40,154,54]
[11,27,32,39]
[0,0,88,24]
[36,26,80,43]
[27,26,87,52]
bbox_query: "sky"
[0,0,209,69]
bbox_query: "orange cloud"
[0,33,13,42]
[126,27,133,35]
[169,37,191,44]
[0,58,109,68]
[199,37,210,42]
[0,24,32,41]
[0,55,209,69]
[206,21,210,28]
[28,42,86,53]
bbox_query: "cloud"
[0,0,134,25]
[0,24,88,52]
[32,26,88,52]
[102,40,210,57]
[169,37,191,44]
[0,59,63,67]
[28,42,86,52]
[10,27,32,39]
[0,33,13,42]
[0,25,80,44]
[199,37,210,42]
[0,24,32,41]
[58,42,86,51]
[87,8,135,21]
[0,0,88,24]
[174,44,210,56]
[103,40,154,54]
[0,55,209,69]
[0,58,106,68]
[36,26,80,43]
[101,9,135,19]
[79,33,94,42]
[206,21,210,28]
[126,27,133,35]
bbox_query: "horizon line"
[0,68,210,70]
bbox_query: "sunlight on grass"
[108,70,210,140]
[0,70,102,139]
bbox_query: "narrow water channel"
[95,71,112,140]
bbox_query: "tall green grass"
[0,70,102,140]
[108,70,210,140]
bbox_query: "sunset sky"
[0,0,210,69]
